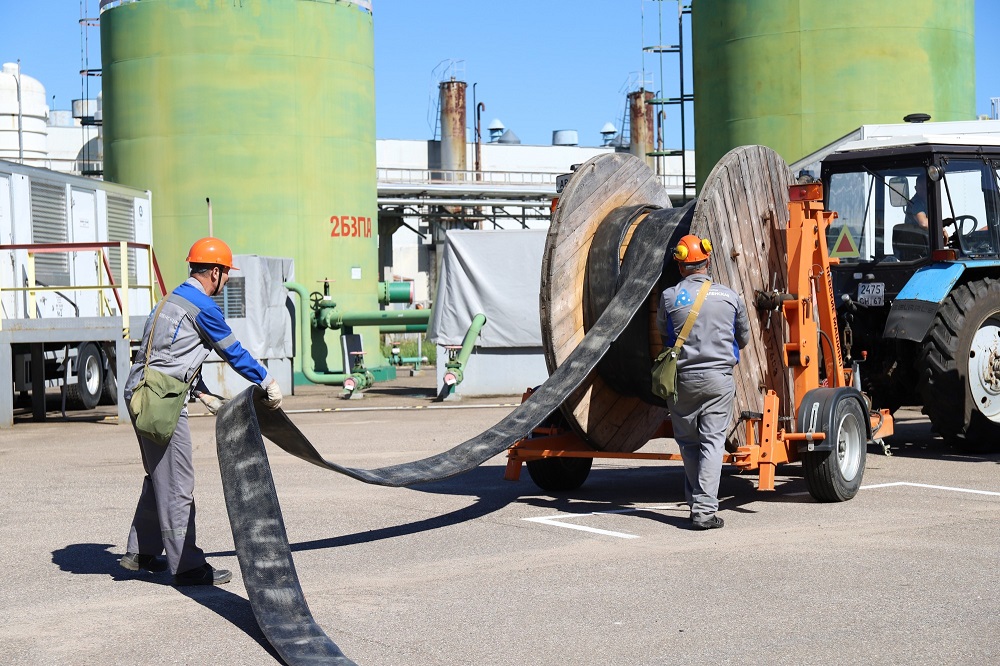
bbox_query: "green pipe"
[379,324,428,334]
[317,307,432,330]
[285,281,349,385]
[443,313,488,387]
[378,281,414,305]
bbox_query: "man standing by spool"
[656,234,750,530]
[120,237,283,584]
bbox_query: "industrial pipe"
[378,281,414,305]
[443,313,488,389]
[286,280,433,387]
[285,281,349,385]
[379,324,428,334]
[315,307,432,331]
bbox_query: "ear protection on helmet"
[672,235,712,263]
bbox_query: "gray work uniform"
[125,277,272,575]
[656,272,751,520]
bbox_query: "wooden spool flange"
[540,154,673,452]
[691,145,795,447]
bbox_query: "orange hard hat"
[186,237,238,270]
[673,234,712,264]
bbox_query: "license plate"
[556,173,572,194]
[858,282,885,307]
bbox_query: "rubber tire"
[526,457,594,493]
[918,278,1000,453]
[65,343,103,410]
[100,363,118,405]
[802,394,867,502]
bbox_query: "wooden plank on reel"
[540,153,673,452]
[690,145,794,449]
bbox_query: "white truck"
[0,159,156,424]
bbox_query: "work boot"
[690,515,725,530]
[119,552,168,573]
[173,563,233,586]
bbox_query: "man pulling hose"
[120,237,282,585]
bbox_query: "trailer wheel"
[918,278,1000,452]
[66,343,103,410]
[801,390,867,502]
[526,457,593,492]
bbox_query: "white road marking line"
[781,482,1000,499]
[522,505,679,539]
[860,481,1000,497]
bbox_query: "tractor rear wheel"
[918,278,1000,452]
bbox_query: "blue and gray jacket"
[124,277,271,400]
[656,273,751,375]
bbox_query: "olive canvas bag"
[651,280,711,402]
[127,299,198,446]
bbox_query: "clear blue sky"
[2,0,999,148]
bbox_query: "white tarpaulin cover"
[223,254,294,359]
[427,229,546,348]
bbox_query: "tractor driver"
[905,175,929,229]
[656,235,751,530]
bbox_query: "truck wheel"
[65,343,103,410]
[526,457,593,492]
[918,278,1000,452]
[800,389,867,502]
[100,365,119,405]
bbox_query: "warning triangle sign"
[830,225,860,258]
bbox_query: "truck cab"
[820,136,1000,448]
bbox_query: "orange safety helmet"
[186,237,238,270]
[673,234,712,264]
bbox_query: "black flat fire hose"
[214,209,684,664]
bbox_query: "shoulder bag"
[127,299,199,446]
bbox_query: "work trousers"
[126,409,207,575]
[667,371,736,519]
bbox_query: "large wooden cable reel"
[540,147,794,453]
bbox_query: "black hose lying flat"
[214,208,679,664]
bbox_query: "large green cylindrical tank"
[692,0,975,186]
[100,0,377,378]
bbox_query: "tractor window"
[827,167,929,264]
[941,159,1000,258]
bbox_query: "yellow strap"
[142,298,168,368]
[674,280,712,349]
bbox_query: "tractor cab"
[821,138,1000,311]
[818,137,1000,444]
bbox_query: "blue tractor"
[821,136,1000,451]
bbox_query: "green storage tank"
[692,0,975,186]
[100,0,378,379]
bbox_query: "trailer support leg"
[757,391,781,491]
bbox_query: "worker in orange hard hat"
[120,236,282,586]
[655,233,751,530]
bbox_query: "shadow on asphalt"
[881,414,1000,463]
[50,543,282,663]
[203,460,824,561]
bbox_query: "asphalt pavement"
[0,372,998,665]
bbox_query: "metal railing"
[0,241,167,336]
[377,167,561,187]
